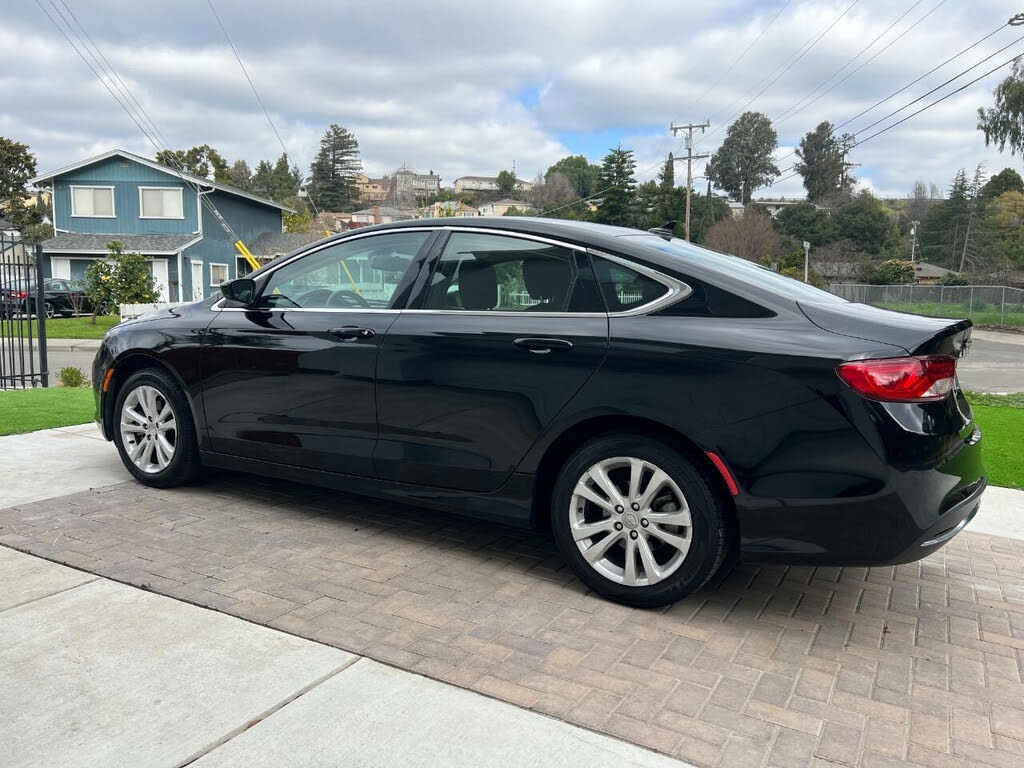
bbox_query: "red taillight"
[837,355,956,403]
[17,291,26,300]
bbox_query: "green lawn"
[0,314,120,340]
[0,387,94,436]
[969,398,1023,490]
[877,301,1024,328]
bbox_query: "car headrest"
[523,257,570,301]
[458,261,497,310]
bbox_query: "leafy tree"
[794,122,849,203]
[703,209,785,263]
[981,167,1024,199]
[495,169,518,197]
[227,159,252,191]
[283,203,313,234]
[861,258,914,285]
[978,59,1024,156]
[773,202,840,247]
[706,112,779,204]
[0,137,36,208]
[546,155,601,198]
[155,144,230,182]
[593,146,636,226]
[906,179,940,224]
[83,260,114,325]
[687,189,732,244]
[106,241,159,304]
[308,124,362,211]
[528,171,577,209]
[834,193,897,254]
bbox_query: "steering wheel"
[327,289,371,308]
[296,288,332,306]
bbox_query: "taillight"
[837,355,956,403]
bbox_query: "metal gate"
[0,234,48,388]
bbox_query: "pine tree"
[657,154,676,224]
[794,122,848,203]
[594,146,636,226]
[308,124,362,211]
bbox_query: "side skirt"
[198,451,536,529]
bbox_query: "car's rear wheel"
[551,435,727,608]
[113,369,201,488]
[43,301,54,319]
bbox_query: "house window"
[209,262,229,287]
[139,187,184,219]
[71,186,115,217]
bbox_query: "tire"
[113,368,201,488]
[43,301,55,319]
[551,435,727,608]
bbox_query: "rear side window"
[591,257,669,313]
[658,280,772,318]
[422,232,604,312]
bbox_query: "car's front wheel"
[113,369,201,488]
[551,435,728,608]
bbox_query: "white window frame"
[69,185,116,218]
[209,262,229,287]
[138,186,185,220]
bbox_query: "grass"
[0,314,120,340]
[877,301,1024,328]
[964,390,1023,490]
[0,387,94,436]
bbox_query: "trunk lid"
[799,300,972,357]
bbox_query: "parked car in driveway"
[91,218,986,606]
[1,278,104,318]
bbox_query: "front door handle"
[513,337,574,353]
[328,326,375,341]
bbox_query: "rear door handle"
[513,337,574,353]
[328,326,375,341]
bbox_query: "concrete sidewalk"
[1,545,688,768]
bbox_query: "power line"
[763,53,1020,192]
[775,10,1012,165]
[697,0,861,148]
[772,0,928,126]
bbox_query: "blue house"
[30,149,293,302]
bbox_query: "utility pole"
[910,220,919,263]
[670,121,710,241]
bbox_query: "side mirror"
[220,277,256,306]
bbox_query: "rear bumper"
[738,424,986,566]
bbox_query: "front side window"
[422,232,601,312]
[210,262,228,286]
[258,231,429,309]
[140,187,184,218]
[71,186,114,217]
[591,257,670,312]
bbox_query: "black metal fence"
[0,234,47,388]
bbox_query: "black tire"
[112,368,201,488]
[551,434,727,608]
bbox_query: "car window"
[257,231,429,310]
[46,279,68,291]
[422,232,602,313]
[591,256,670,313]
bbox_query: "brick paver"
[2,475,1023,767]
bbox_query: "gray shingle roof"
[248,231,323,257]
[40,233,200,254]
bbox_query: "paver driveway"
[1,474,1022,768]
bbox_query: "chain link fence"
[828,284,1024,328]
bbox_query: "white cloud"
[2,0,1020,202]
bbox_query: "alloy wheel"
[120,384,177,473]
[44,301,54,318]
[570,456,692,587]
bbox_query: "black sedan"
[91,218,986,607]
[0,278,102,318]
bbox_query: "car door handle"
[328,326,375,341]
[513,337,574,353]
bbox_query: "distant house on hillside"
[453,176,534,195]
[29,149,292,302]
[912,261,953,285]
[423,201,478,218]
[477,199,534,216]
[350,205,416,227]
[728,198,810,218]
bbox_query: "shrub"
[938,271,970,286]
[862,258,915,285]
[57,366,86,388]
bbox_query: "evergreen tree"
[227,159,252,191]
[594,146,636,226]
[794,122,849,203]
[657,154,676,223]
[706,112,779,204]
[308,124,362,211]
[545,155,601,198]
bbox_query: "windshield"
[630,235,848,304]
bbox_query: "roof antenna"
[648,221,676,241]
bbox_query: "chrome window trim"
[210,225,691,317]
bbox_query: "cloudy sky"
[2,0,1021,200]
